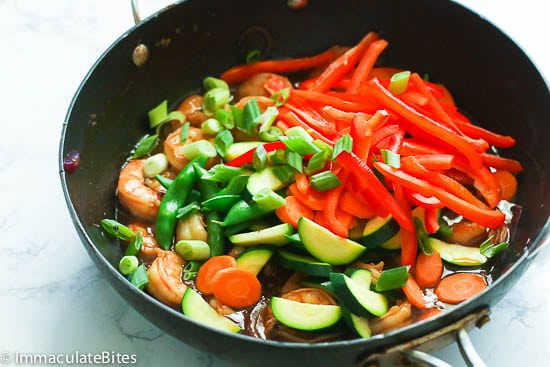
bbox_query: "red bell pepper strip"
[372,124,404,149]
[323,179,349,237]
[225,141,287,167]
[400,90,429,107]
[310,32,379,92]
[374,161,505,229]
[400,156,488,209]
[404,154,455,171]
[375,129,405,153]
[480,153,523,173]
[298,77,351,90]
[293,89,376,113]
[287,93,338,138]
[288,183,324,211]
[347,39,388,94]
[424,207,440,234]
[406,190,443,209]
[367,78,483,168]
[452,120,516,148]
[350,114,372,162]
[400,138,447,156]
[452,158,501,208]
[393,182,418,267]
[340,190,376,219]
[220,48,337,84]
[336,151,414,231]
[278,109,333,145]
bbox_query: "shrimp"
[127,223,160,263]
[176,95,208,127]
[369,301,412,335]
[176,212,207,242]
[117,159,161,221]
[351,261,385,284]
[146,250,187,308]
[163,126,207,171]
[236,73,292,99]
[282,287,337,305]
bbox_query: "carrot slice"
[323,183,348,237]
[415,251,443,288]
[196,256,237,295]
[288,183,324,211]
[275,195,315,228]
[211,267,262,308]
[416,307,442,322]
[435,273,487,304]
[493,170,518,201]
[340,191,375,219]
[402,275,426,309]
[220,48,337,84]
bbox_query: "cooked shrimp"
[234,96,275,111]
[351,261,385,284]
[117,159,161,221]
[176,212,207,242]
[163,126,207,171]
[236,73,292,99]
[176,95,208,127]
[282,287,337,305]
[127,223,160,262]
[369,301,412,335]
[146,250,186,308]
[446,220,488,246]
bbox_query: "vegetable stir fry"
[101,31,521,341]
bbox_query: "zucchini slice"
[225,141,262,161]
[270,297,342,331]
[229,223,293,246]
[427,237,487,266]
[277,250,333,277]
[341,307,371,338]
[298,217,366,265]
[247,166,286,195]
[236,248,274,275]
[181,288,241,333]
[330,272,389,317]
[361,215,400,248]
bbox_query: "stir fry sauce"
[102,31,522,341]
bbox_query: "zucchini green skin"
[236,248,274,275]
[270,296,342,331]
[427,237,487,266]
[360,215,400,248]
[330,272,389,317]
[341,307,371,338]
[247,166,287,195]
[277,250,333,277]
[181,288,241,333]
[298,217,366,265]
[229,223,293,246]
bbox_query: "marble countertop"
[0,1,548,366]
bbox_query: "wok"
[59,0,549,366]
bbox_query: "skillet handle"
[358,308,491,367]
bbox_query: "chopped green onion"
[180,121,190,144]
[422,73,430,82]
[132,134,159,159]
[203,76,229,91]
[148,100,168,128]
[310,171,341,191]
[313,139,333,152]
[202,194,241,212]
[143,153,168,178]
[218,174,249,196]
[253,144,268,171]
[119,255,139,275]
[388,70,411,95]
[203,88,230,115]
[479,236,509,258]
[252,188,285,211]
[201,118,223,135]
[269,149,287,165]
[130,264,149,289]
[305,148,331,175]
[230,105,245,130]
[246,49,262,64]
[100,219,134,241]
[332,134,353,160]
[125,231,143,256]
[215,108,234,129]
[272,165,296,184]
[271,88,290,106]
[381,149,400,168]
[175,240,211,261]
[285,150,303,173]
[257,106,279,133]
[202,164,242,183]
[285,126,314,142]
[281,136,321,155]
[214,129,234,158]
[259,126,283,142]
[375,266,410,291]
[183,261,202,281]
[155,174,173,190]
[414,217,433,255]
[181,140,217,160]
[243,98,261,134]
[436,218,454,237]
[176,202,201,219]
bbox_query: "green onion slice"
[285,150,303,173]
[214,129,234,158]
[130,264,149,289]
[100,219,134,241]
[375,266,410,292]
[246,49,262,64]
[381,149,400,168]
[125,231,143,257]
[203,88,230,115]
[253,188,285,211]
[180,121,190,144]
[175,240,211,261]
[203,76,229,91]
[479,237,509,258]
[388,70,411,95]
[271,88,290,107]
[132,134,159,159]
[306,148,331,175]
[176,202,201,220]
[253,144,268,171]
[202,164,242,183]
[272,165,296,184]
[310,171,341,191]
[281,136,321,155]
[181,140,217,160]
[215,108,235,129]
[332,134,353,160]
[119,255,139,276]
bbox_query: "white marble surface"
[0,1,548,366]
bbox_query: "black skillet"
[59,1,549,366]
